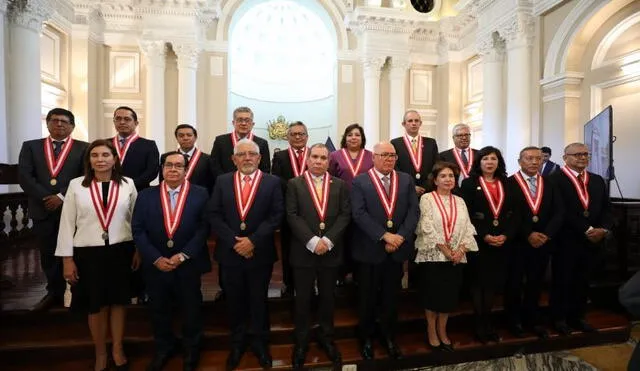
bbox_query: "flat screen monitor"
[584,105,613,184]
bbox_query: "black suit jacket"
[18,138,88,220]
[159,151,214,193]
[210,133,270,178]
[549,169,612,244]
[286,175,351,268]
[113,136,159,191]
[506,174,564,247]
[391,136,438,190]
[541,160,560,176]
[460,176,518,245]
[439,148,479,192]
[350,171,419,264]
[208,171,283,267]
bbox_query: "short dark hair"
[428,161,460,189]
[340,123,366,149]
[541,146,552,155]
[174,124,198,138]
[46,108,75,126]
[519,146,541,159]
[161,151,190,169]
[469,146,508,180]
[81,139,126,187]
[114,106,138,122]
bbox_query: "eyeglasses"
[566,152,590,158]
[454,134,472,138]
[289,132,308,137]
[235,151,260,158]
[374,152,398,159]
[234,118,253,124]
[48,118,71,125]
[113,116,134,123]
[163,162,185,170]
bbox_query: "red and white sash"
[340,149,366,178]
[514,172,544,217]
[113,134,139,164]
[478,177,505,221]
[89,180,120,234]
[231,131,254,147]
[431,192,458,244]
[303,171,330,224]
[184,148,202,181]
[367,169,399,222]
[288,147,308,177]
[402,135,423,174]
[452,148,473,179]
[44,137,74,180]
[561,166,590,211]
[234,171,263,223]
[160,180,191,241]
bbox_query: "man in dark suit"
[391,110,439,197]
[18,108,88,311]
[208,139,283,370]
[286,143,350,369]
[210,106,270,178]
[550,142,612,335]
[271,121,309,296]
[132,151,211,371]
[350,141,419,360]
[160,124,214,193]
[111,106,160,191]
[541,146,560,175]
[439,123,479,190]
[505,146,563,339]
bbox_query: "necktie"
[313,177,324,202]
[527,176,537,197]
[53,141,63,158]
[241,175,252,204]
[382,175,390,196]
[460,149,469,167]
[169,190,178,211]
[296,149,302,158]
[411,138,417,153]
[119,137,125,148]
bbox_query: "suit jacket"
[506,174,564,247]
[541,160,560,176]
[550,169,612,243]
[132,183,211,274]
[210,133,270,178]
[286,174,351,268]
[113,136,159,191]
[439,148,479,192]
[350,171,419,264]
[391,136,439,191]
[208,171,283,267]
[460,176,518,246]
[159,150,214,193]
[18,138,89,220]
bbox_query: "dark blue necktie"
[53,141,63,158]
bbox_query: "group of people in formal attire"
[17,105,612,371]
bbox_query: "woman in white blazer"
[55,139,139,371]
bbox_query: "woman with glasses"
[415,161,478,351]
[55,139,139,371]
[329,123,374,286]
[460,146,518,344]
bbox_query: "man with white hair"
[208,138,284,370]
[439,123,479,190]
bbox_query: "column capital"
[477,33,505,63]
[500,12,534,50]
[8,0,52,32]
[362,56,385,79]
[139,40,167,69]
[173,43,202,70]
[0,0,8,14]
[388,58,410,80]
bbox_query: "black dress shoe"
[281,286,294,298]
[359,338,374,360]
[32,294,62,312]
[553,321,572,336]
[485,328,501,343]
[530,325,549,339]
[252,344,272,369]
[146,352,172,371]
[291,345,307,369]
[318,340,341,364]
[440,342,454,352]
[226,347,245,370]
[381,337,403,360]
[183,350,200,371]
[568,319,597,333]
[509,323,525,338]
[114,361,130,371]
[214,290,226,302]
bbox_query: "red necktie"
[241,175,252,204]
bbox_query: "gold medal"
[532,216,539,223]
[415,173,421,180]
[50,178,57,186]
[240,222,246,231]
[319,222,325,230]
[583,210,589,217]
[101,231,109,240]
[387,220,393,228]
[167,239,174,248]
[492,219,499,227]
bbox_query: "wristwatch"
[178,253,186,263]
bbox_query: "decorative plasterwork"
[139,39,167,68]
[346,6,434,34]
[389,57,411,79]
[539,71,584,103]
[7,0,54,32]
[409,69,433,106]
[109,51,140,93]
[477,32,505,61]
[500,11,534,49]
[532,0,564,16]
[438,13,477,51]
[174,43,202,70]
[362,56,386,79]
[0,0,7,14]
[591,12,640,70]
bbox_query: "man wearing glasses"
[111,106,160,191]
[439,123,479,191]
[350,142,419,361]
[549,142,612,335]
[271,121,310,297]
[18,108,89,311]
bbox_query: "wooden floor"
[0,245,632,370]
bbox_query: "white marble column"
[388,58,410,140]
[139,40,167,152]
[362,56,385,147]
[174,43,201,127]
[479,34,505,153]
[6,0,52,163]
[0,0,8,166]
[504,16,534,173]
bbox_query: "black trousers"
[223,263,273,348]
[357,257,404,339]
[550,239,601,322]
[34,215,66,298]
[293,266,338,346]
[280,228,294,290]
[145,266,203,355]
[505,244,550,326]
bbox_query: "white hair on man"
[451,123,470,136]
[233,138,260,154]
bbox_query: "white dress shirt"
[304,172,334,253]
